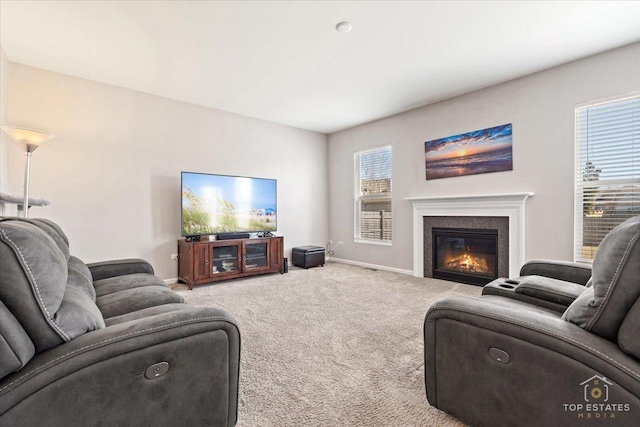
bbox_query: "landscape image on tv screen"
[181,172,277,236]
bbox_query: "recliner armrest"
[87,258,155,281]
[520,259,592,285]
[0,305,240,427]
[514,275,586,306]
[482,276,585,313]
[424,295,640,426]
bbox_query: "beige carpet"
[173,262,481,427]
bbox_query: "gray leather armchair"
[424,216,640,426]
[0,217,240,426]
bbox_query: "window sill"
[354,238,392,246]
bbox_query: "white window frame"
[574,91,640,262]
[354,145,392,245]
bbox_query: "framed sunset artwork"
[424,123,513,180]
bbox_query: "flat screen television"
[181,171,277,237]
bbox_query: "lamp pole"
[23,149,34,217]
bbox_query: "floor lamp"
[1,126,55,218]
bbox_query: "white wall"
[0,46,22,216]
[8,64,328,280]
[0,46,7,213]
[328,42,640,272]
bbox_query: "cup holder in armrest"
[483,278,520,295]
[497,279,520,289]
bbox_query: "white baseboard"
[166,260,412,284]
[328,257,414,275]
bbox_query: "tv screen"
[181,172,277,236]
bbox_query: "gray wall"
[7,64,329,280]
[328,42,640,272]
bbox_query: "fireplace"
[407,193,533,279]
[432,227,499,286]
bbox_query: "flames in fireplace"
[432,227,499,286]
[443,246,491,275]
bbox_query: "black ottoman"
[292,246,325,269]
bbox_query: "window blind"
[575,93,640,261]
[355,146,392,242]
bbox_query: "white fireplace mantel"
[406,192,534,279]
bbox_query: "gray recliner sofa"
[0,217,240,426]
[424,216,640,426]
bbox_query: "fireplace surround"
[406,193,534,279]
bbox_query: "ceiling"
[1,1,640,134]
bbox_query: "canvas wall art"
[424,123,513,180]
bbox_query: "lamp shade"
[1,126,55,152]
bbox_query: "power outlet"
[338,241,344,246]
[170,253,179,261]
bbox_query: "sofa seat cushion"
[93,273,168,298]
[563,216,640,341]
[104,303,191,327]
[96,286,184,319]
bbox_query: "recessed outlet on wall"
[170,254,178,261]
[338,241,343,246]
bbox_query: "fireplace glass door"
[432,228,498,286]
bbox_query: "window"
[355,146,392,243]
[575,93,640,261]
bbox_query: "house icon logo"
[563,375,630,418]
[580,375,612,402]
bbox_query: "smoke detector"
[336,22,352,33]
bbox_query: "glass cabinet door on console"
[211,244,239,276]
[243,240,271,273]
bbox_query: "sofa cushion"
[0,300,35,379]
[0,219,104,353]
[20,218,71,261]
[96,286,184,319]
[104,303,192,327]
[618,297,640,358]
[93,273,168,298]
[88,259,154,281]
[68,255,96,301]
[563,216,640,341]
[54,286,105,338]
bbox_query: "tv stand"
[178,236,284,289]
